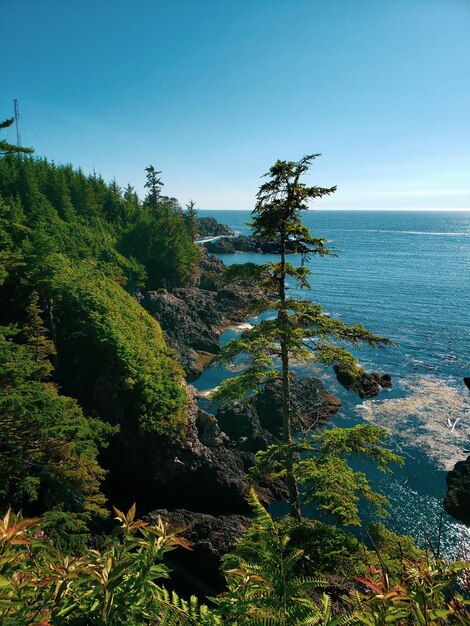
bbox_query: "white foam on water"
[229,322,254,332]
[357,376,470,471]
[198,388,217,398]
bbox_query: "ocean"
[194,210,470,557]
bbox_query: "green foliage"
[0,327,114,547]
[121,202,198,289]
[349,559,470,625]
[253,426,403,527]
[54,259,188,437]
[215,488,329,625]
[144,164,164,209]
[286,518,367,577]
[185,199,199,242]
[0,155,197,290]
[0,507,221,625]
[0,117,34,155]
[216,492,470,624]
[1,505,468,625]
[367,522,424,579]
[0,154,192,543]
[0,155,190,436]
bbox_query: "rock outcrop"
[333,364,392,398]
[216,399,277,453]
[203,235,307,255]
[255,377,342,436]
[216,376,342,452]
[444,456,470,525]
[145,252,260,379]
[464,377,470,391]
[104,386,281,515]
[197,216,234,238]
[145,508,250,593]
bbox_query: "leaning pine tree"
[213,154,397,522]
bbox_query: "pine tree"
[0,117,34,155]
[144,165,164,210]
[22,291,56,381]
[214,154,395,521]
[185,199,199,242]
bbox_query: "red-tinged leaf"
[129,521,148,530]
[171,537,193,551]
[10,538,32,545]
[354,576,384,594]
[112,506,126,522]
[126,502,136,523]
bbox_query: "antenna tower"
[13,99,21,147]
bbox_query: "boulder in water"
[444,456,470,525]
[333,364,392,398]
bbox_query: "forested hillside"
[0,155,197,546]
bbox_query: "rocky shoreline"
[115,248,344,589]
[124,243,402,590]
[197,216,235,238]
[203,234,308,254]
[144,250,262,380]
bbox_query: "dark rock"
[216,376,341,452]
[255,376,342,437]
[145,279,260,380]
[197,216,234,238]
[203,237,238,254]
[444,456,470,525]
[203,235,308,255]
[464,377,470,390]
[197,249,226,291]
[216,399,276,452]
[145,289,220,379]
[333,364,392,398]
[103,386,261,515]
[196,409,230,447]
[145,508,250,594]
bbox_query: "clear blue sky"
[3,0,470,210]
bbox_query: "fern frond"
[154,586,220,625]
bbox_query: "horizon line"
[198,208,470,212]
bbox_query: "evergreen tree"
[22,291,56,381]
[214,155,395,520]
[185,199,199,242]
[0,118,34,155]
[144,165,163,210]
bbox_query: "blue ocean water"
[196,210,470,556]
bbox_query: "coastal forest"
[0,136,469,624]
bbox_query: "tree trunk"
[279,225,301,521]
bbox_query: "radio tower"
[13,99,21,147]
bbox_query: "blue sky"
[3,0,470,210]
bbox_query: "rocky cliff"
[144,251,261,380]
[197,216,234,238]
